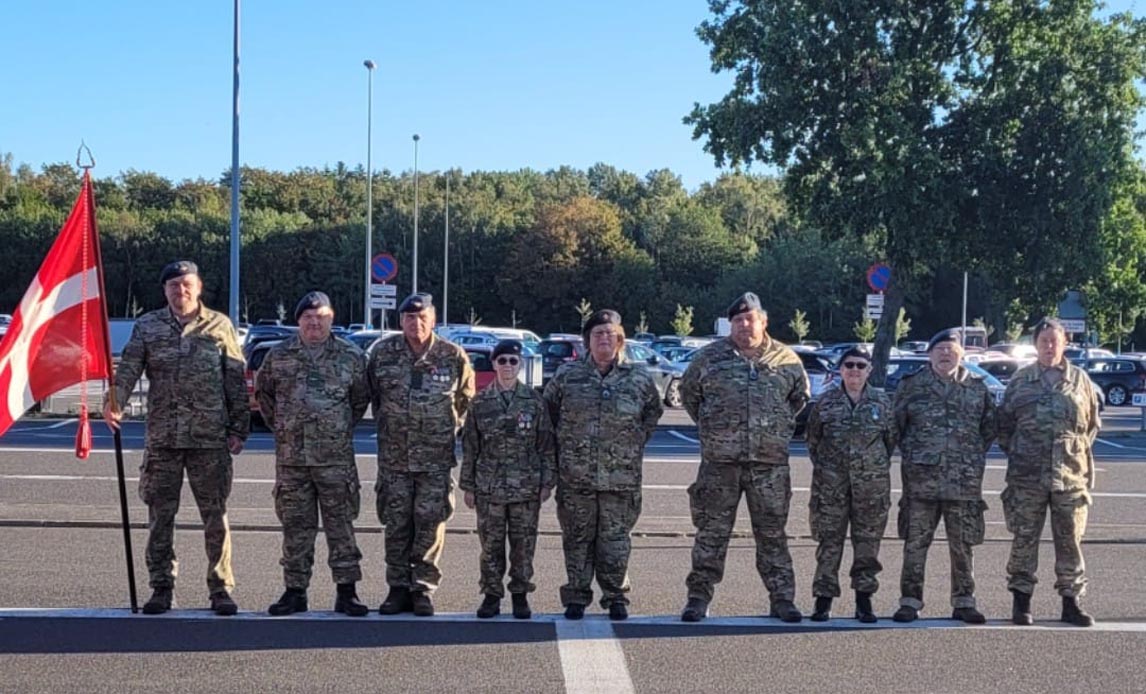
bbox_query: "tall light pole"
[412,134,421,294]
[443,175,449,327]
[228,0,241,323]
[363,59,376,329]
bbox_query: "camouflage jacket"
[807,384,896,479]
[255,335,369,467]
[681,337,810,465]
[998,362,1100,492]
[111,306,249,449]
[542,353,663,491]
[460,381,557,502]
[894,364,997,500]
[367,333,475,472]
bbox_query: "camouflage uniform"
[110,306,249,594]
[255,335,370,590]
[542,354,663,608]
[998,362,1100,598]
[680,337,810,605]
[460,382,556,598]
[806,384,896,598]
[893,365,997,611]
[368,333,475,594]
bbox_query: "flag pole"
[80,149,139,613]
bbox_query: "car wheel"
[1106,384,1128,407]
[665,378,683,408]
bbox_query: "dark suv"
[1078,357,1146,406]
[539,338,586,383]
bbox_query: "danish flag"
[0,170,112,454]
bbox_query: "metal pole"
[228,0,241,323]
[364,59,376,329]
[961,271,968,347]
[443,175,449,327]
[412,134,420,295]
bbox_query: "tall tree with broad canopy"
[686,0,1146,382]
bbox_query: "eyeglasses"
[495,357,520,366]
[841,361,869,370]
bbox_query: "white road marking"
[1096,438,1146,451]
[555,618,636,694]
[43,418,78,430]
[0,608,1143,633]
[667,430,698,444]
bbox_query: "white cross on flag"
[0,170,112,452]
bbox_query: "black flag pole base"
[112,428,139,613]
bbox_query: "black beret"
[927,328,963,352]
[294,291,332,320]
[582,309,623,339]
[159,260,199,285]
[492,339,523,361]
[398,292,434,313]
[840,345,872,363]
[727,292,763,319]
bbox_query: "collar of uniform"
[165,305,205,329]
[401,332,438,358]
[285,334,333,353]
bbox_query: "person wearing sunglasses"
[892,328,997,624]
[679,292,810,623]
[367,292,476,617]
[804,346,896,622]
[543,309,664,621]
[460,339,556,619]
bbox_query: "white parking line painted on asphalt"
[43,419,78,430]
[667,430,699,444]
[1096,438,1146,451]
[555,618,636,694]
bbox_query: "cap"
[840,345,873,363]
[492,339,523,361]
[727,292,762,319]
[927,328,963,352]
[159,260,199,285]
[582,309,623,340]
[294,291,332,320]
[398,292,434,313]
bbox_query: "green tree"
[671,304,695,336]
[687,0,1146,383]
[636,311,649,334]
[854,315,877,343]
[575,298,593,328]
[788,309,810,343]
[894,308,911,343]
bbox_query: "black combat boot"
[680,597,709,623]
[952,606,987,624]
[770,600,803,623]
[142,587,174,615]
[892,605,918,623]
[810,596,832,622]
[855,591,877,623]
[268,588,307,616]
[511,593,532,619]
[608,601,629,621]
[334,583,369,617]
[210,591,239,616]
[379,587,413,615]
[1061,596,1095,627]
[564,603,585,620]
[1011,590,1033,626]
[476,594,501,619]
[411,591,435,617]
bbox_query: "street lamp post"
[363,59,376,329]
[443,175,449,326]
[412,134,420,295]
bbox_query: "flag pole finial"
[76,142,95,170]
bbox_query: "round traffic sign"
[866,263,891,293]
[371,253,398,283]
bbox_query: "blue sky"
[2,1,1142,190]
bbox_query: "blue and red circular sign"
[371,253,398,283]
[866,263,891,293]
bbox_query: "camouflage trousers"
[273,465,363,590]
[808,471,890,598]
[556,486,641,608]
[1002,485,1090,597]
[898,497,988,610]
[376,468,454,594]
[475,496,541,598]
[138,447,233,593]
[686,462,796,604]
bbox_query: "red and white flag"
[0,170,112,455]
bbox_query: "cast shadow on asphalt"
[3,610,1135,654]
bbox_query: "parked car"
[464,345,544,391]
[539,338,586,383]
[243,324,297,348]
[976,358,1033,385]
[631,332,656,344]
[624,341,686,407]
[440,326,542,352]
[1078,357,1146,406]
[346,329,400,356]
[986,343,1038,359]
[881,356,1006,404]
[898,340,929,354]
[659,345,695,362]
[1066,347,1117,364]
[242,339,281,426]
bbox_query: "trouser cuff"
[899,597,924,610]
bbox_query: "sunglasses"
[841,361,869,370]
[495,356,520,366]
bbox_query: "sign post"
[370,253,399,329]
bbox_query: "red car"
[465,346,498,391]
